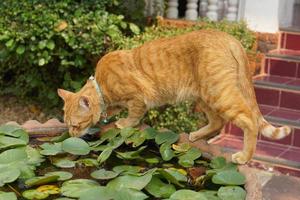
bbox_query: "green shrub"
[0,0,139,107]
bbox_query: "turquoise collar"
[89,76,107,119]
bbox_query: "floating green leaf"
[212,171,246,186]
[210,157,227,169]
[143,127,158,139]
[25,175,59,187]
[61,179,100,198]
[40,143,63,156]
[217,186,246,200]
[160,143,175,161]
[116,146,146,160]
[107,169,155,190]
[50,132,70,142]
[178,147,202,167]
[157,169,184,187]
[45,171,73,181]
[0,191,17,200]
[120,127,136,138]
[22,189,49,200]
[155,131,179,145]
[97,147,113,164]
[125,130,146,147]
[145,176,176,198]
[62,138,90,155]
[91,169,119,180]
[53,158,76,168]
[0,167,20,186]
[169,189,208,200]
[112,165,143,175]
[0,135,27,149]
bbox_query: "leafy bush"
[0,0,139,107]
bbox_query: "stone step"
[254,76,300,111]
[279,27,300,51]
[264,53,300,79]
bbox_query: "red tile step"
[254,76,300,111]
[264,55,300,78]
[279,27,300,51]
[212,134,300,177]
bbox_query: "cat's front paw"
[231,151,249,164]
[115,118,139,129]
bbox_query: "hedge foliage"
[0,0,140,107]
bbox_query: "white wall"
[243,0,281,33]
[243,0,295,33]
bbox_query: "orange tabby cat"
[58,30,291,164]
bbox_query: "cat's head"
[57,82,101,137]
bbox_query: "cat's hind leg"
[189,101,224,141]
[115,99,146,128]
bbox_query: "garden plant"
[0,124,247,200]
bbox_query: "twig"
[7,184,21,197]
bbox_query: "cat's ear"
[57,89,74,101]
[79,96,90,111]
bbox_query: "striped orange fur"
[58,30,291,164]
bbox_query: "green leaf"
[157,169,184,187]
[100,128,120,142]
[61,179,100,198]
[217,186,246,200]
[0,167,20,186]
[0,192,17,200]
[38,40,47,49]
[113,188,148,200]
[97,147,113,164]
[212,171,246,185]
[112,165,143,175]
[116,146,146,160]
[165,168,187,182]
[45,171,73,181]
[160,143,175,161]
[172,143,191,153]
[46,40,55,50]
[5,39,14,48]
[107,169,155,190]
[0,148,27,164]
[25,175,59,187]
[143,127,158,139]
[200,190,221,200]
[62,138,90,155]
[125,130,146,147]
[155,131,179,145]
[16,45,25,55]
[91,169,119,180]
[210,157,227,169]
[50,132,70,142]
[129,23,140,35]
[76,158,99,167]
[22,189,49,200]
[39,142,63,155]
[169,189,208,200]
[53,158,76,168]
[108,136,124,149]
[38,58,46,66]
[145,176,176,198]
[0,124,22,134]
[178,147,202,167]
[120,127,136,138]
[0,135,27,149]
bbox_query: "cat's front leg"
[115,99,146,129]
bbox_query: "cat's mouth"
[69,127,89,137]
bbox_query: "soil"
[0,95,61,125]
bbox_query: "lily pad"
[107,169,155,190]
[169,189,208,200]
[39,143,63,156]
[91,169,119,180]
[100,128,120,142]
[0,167,20,186]
[143,127,158,139]
[112,165,143,175]
[210,157,227,169]
[212,171,246,186]
[50,132,70,142]
[25,175,59,187]
[160,142,175,161]
[125,130,146,147]
[45,171,73,181]
[217,186,246,200]
[97,147,113,164]
[77,158,99,167]
[172,143,191,153]
[22,189,49,200]
[0,191,17,200]
[120,127,137,138]
[145,176,176,198]
[0,135,27,149]
[62,138,90,155]
[178,147,202,167]
[155,131,179,145]
[36,185,60,195]
[61,179,100,198]
[53,158,76,168]
[116,146,146,160]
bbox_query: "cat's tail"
[259,118,291,139]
